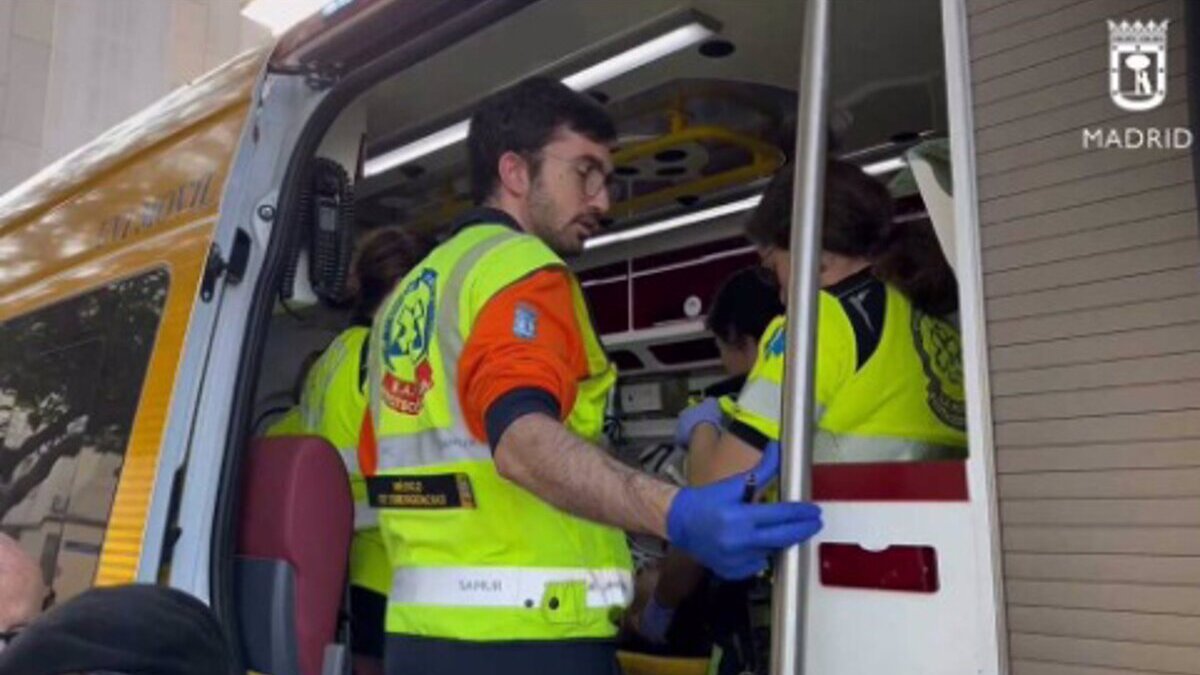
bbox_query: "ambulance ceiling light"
[363,22,716,178]
[860,156,906,175]
[582,158,902,249]
[584,194,762,250]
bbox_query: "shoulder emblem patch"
[911,310,966,431]
[767,324,786,358]
[513,303,538,340]
[380,268,438,414]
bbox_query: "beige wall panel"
[1002,498,1200,526]
[986,267,1199,322]
[984,238,1199,298]
[986,219,1199,283]
[967,0,1023,15]
[991,350,1200,395]
[1003,526,1200,555]
[995,409,1200,447]
[976,71,1109,130]
[979,130,1189,201]
[973,41,1183,115]
[998,466,1200,499]
[1005,580,1200,615]
[994,378,1200,421]
[998,439,1200,474]
[988,295,1200,348]
[1011,661,1166,675]
[971,0,1174,65]
[979,157,1192,224]
[1009,606,1200,647]
[973,38,1109,106]
[977,100,1190,178]
[1005,553,1200,585]
[1010,634,1200,674]
[981,183,1195,247]
[978,75,1187,157]
[972,20,1100,74]
[969,0,1098,37]
[990,323,1200,370]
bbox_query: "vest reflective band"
[724,285,967,463]
[390,567,632,609]
[296,326,390,595]
[368,223,631,642]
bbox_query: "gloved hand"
[665,442,822,580]
[636,596,675,645]
[674,397,723,447]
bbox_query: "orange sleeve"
[457,268,590,444]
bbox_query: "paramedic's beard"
[527,189,587,258]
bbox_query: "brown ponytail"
[745,159,958,316]
[347,227,435,325]
[871,216,958,316]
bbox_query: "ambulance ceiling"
[351,0,944,224]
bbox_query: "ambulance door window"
[0,268,170,605]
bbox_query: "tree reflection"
[0,269,168,588]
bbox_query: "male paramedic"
[361,77,823,675]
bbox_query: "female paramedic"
[637,160,967,674]
[289,226,432,674]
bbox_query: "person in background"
[679,266,785,486]
[298,226,432,675]
[638,160,966,674]
[625,267,785,655]
[0,534,43,641]
[360,77,823,675]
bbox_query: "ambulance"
[1,0,1196,673]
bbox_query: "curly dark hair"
[705,266,784,346]
[468,77,616,205]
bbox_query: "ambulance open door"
[770,1,1004,673]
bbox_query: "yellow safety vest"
[723,284,967,461]
[290,325,394,597]
[264,407,304,437]
[367,223,632,642]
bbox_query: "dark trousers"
[385,635,619,675]
[349,586,387,659]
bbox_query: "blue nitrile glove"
[665,442,823,580]
[637,596,675,645]
[674,397,723,447]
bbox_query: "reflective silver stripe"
[339,445,360,475]
[338,446,381,530]
[390,566,632,609]
[813,431,966,463]
[355,508,378,530]
[733,379,825,428]
[436,229,525,423]
[375,429,491,470]
[736,377,782,422]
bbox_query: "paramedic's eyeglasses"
[540,153,615,199]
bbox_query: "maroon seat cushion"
[237,435,353,675]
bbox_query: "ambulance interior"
[239,0,960,669]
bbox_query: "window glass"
[0,268,169,604]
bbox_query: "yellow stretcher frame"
[606,120,785,221]
[403,119,785,233]
[617,650,712,675]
